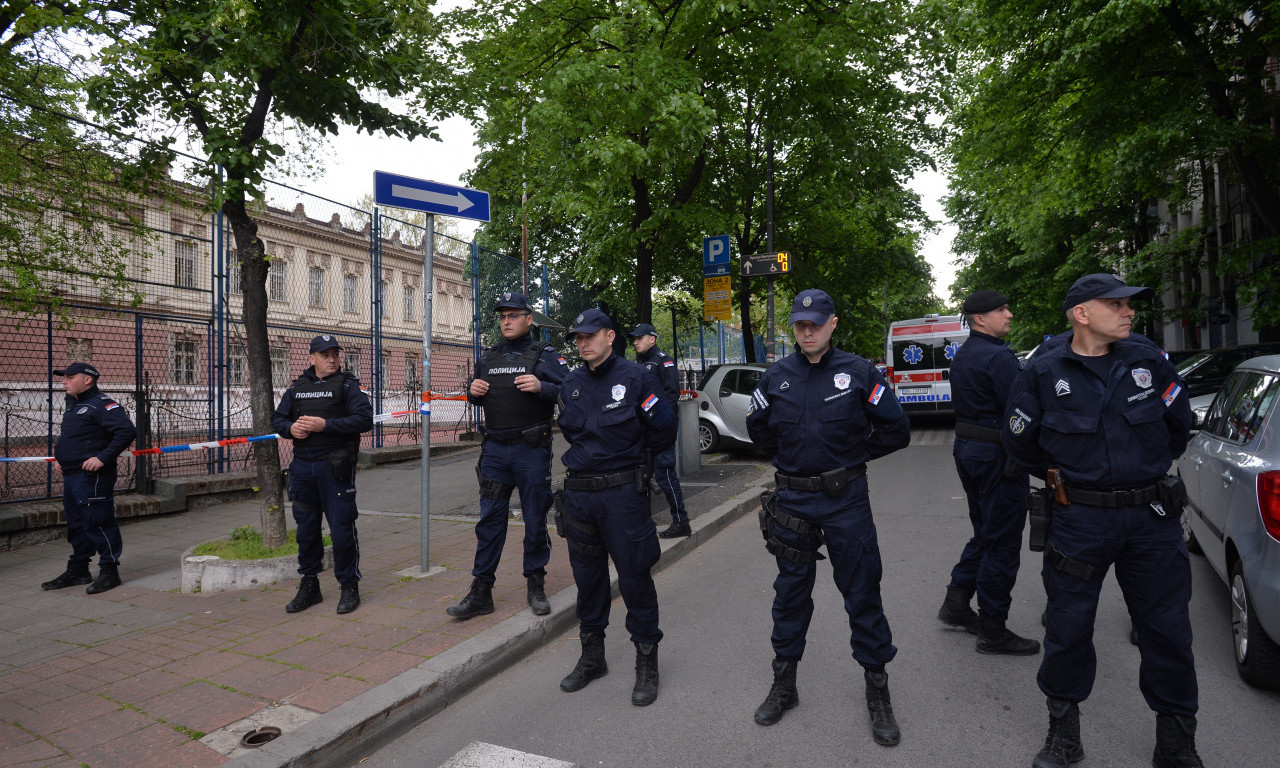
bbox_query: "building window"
[268,260,286,301]
[308,266,325,308]
[405,357,417,389]
[381,281,390,319]
[228,258,242,296]
[343,273,358,313]
[172,338,199,384]
[270,346,290,388]
[403,285,416,321]
[175,240,197,288]
[66,338,92,361]
[228,343,246,385]
[344,348,361,377]
[380,353,390,392]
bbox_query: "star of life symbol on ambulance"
[612,384,626,401]
[944,341,961,360]
[1131,368,1152,388]
[903,345,924,365]
[834,373,851,390]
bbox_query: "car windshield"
[1176,352,1212,375]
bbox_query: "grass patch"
[192,526,330,560]
[171,724,206,740]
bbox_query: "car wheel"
[1180,507,1202,555]
[698,420,720,453]
[1230,560,1280,690]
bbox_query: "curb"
[224,465,771,768]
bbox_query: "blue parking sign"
[704,235,730,277]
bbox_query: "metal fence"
[0,162,548,504]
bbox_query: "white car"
[692,364,766,452]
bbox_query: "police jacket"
[952,330,1020,428]
[636,346,680,403]
[467,334,568,438]
[557,353,676,473]
[746,347,910,476]
[1002,336,1192,488]
[271,368,374,461]
[55,386,137,473]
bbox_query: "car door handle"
[1221,470,1234,486]
[1192,456,1203,467]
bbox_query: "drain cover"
[240,726,282,748]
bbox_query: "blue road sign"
[703,234,731,277]
[374,171,491,222]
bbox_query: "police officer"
[1003,274,1202,768]
[272,334,374,615]
[745,289,911,745]
[42,362,137,594]
[937,289,1039,655]
[630,323,690,538]
[555,309,676,707]
[448,292,568,619]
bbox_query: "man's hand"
[514,374,542,394]
[295,416,326,435]
[290,421,311,439]
[470,379,490,397]
[81,456,104,472]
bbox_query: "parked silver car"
[1178,354,1280,690]
[693,364,766,452]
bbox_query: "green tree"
[85,0,454,546]
[452,0,942,352]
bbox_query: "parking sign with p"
[704,235,731,277]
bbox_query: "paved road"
[353,431,1280,768]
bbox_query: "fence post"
[135,315,152,495]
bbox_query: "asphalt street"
[351,430,1280,768]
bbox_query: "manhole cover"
[240,726,282,748]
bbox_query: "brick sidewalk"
[0,455,766,768]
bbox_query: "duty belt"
[564,469,640,491]
[774,464,866,493]
[1064,483,1160,508]
[954,421,1003,443]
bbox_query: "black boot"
[937,585,979,634]
[976,615,1041,656]
[658,520,691,538]
[85,562,122,594]
[42,560,92,591]
[446,578,494,619]
[286,575,322,613]
[336,583,360,614]
[527,575,550,616]
[561,632,608,692]
[632,642,659,706]
[864,667,901,747]
[754,659,799,726]
[1033,698,1084,768]
[1153,714,1205,768]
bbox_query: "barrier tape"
[0,456,55,463]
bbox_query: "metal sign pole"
[420,214,435,572]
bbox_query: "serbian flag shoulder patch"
[642,393,659,412]
[663,360,675,367]
[868,383,886,405]
[105,402,119,411]
[1162,382,1181,407]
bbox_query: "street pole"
[420,214,435,571]
[766,137,776,363]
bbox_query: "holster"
[553,488,607,560]
[521,422,552,449]
[758,490,826,563]
[329,450,356,484]
[1027,487,1052,552]
[280,468,293,501]
[551,489,567,537]
[476,461,516,501]
[1155,475,1188,518]
[636,462,651,496]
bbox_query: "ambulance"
[884,314,970,413]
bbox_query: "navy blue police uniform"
[457,292,568,616]
[49,363,136,591]
[272,337,374,601]
[745,289,910,741]
[1003,274,1200,768]
[555,309,676,706]
[632,324,689,535]
[939,290,1036,652]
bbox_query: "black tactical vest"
[479,342,555,431]
[289,372,358,454]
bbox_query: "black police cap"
[962,290,1009,314]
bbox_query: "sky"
[299,120,960,302]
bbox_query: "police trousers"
[768,475,896,668]
[474,439,554,583]
[949,438,1029,621]
[1039,501,1197,716]
[289,457,361,585]
[62,471,122,565]
[563,484,663,645]
[651,440,687,523]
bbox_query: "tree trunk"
[632,175,654,323]
[224,197,287,549]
